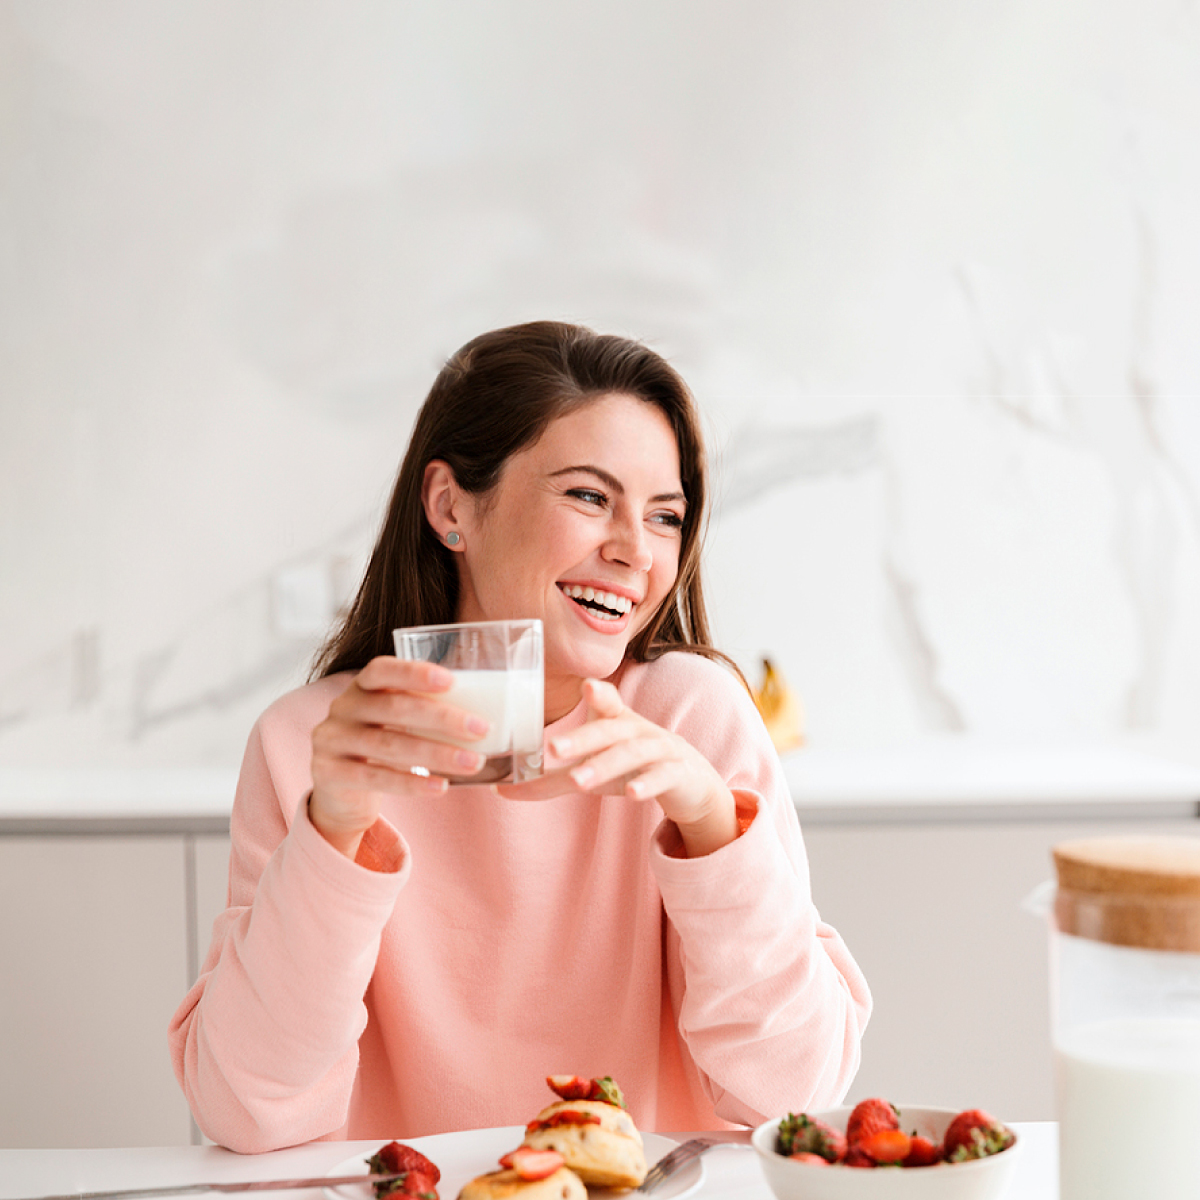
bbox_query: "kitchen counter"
[0,766,238,834]
[784,738,1200,825]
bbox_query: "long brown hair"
[311,320,729,680]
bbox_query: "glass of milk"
[393,618,544,784]
[1043,836,1200,1200]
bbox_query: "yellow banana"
[751,658,805,752]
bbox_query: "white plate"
[326,1126,704,1200]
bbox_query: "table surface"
[0,1124,1056,1200]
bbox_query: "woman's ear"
[421,460,466,548]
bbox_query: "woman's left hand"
[496,678,741,857]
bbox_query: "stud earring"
[444,531,462,547]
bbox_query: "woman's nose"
[604,515,654,573]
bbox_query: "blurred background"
[4,0,1199,767]
[2,0,1200,1148]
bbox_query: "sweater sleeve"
[168,695,409,1152]
[631,656,872,1126]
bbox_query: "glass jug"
[1046,835,1200,1200]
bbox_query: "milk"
[444,668,543,757]
[1056,1016,1200,1200]
[393,618,544,782]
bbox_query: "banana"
[751,657,805,752]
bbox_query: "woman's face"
[450,393,686,721]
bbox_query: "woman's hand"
[308,656,490,859]
[499,678,740,858]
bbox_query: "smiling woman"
[425,395,686,716]
[168,321,872,1153]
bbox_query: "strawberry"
[843,1146,876,1169]
[902,1134,942,1167]
[546,1075,594,1100]
[776,1113,847,1163]
[545,1073,627,1109]
[369,1143,441,1184]
[366,1142,442,1197]
[845,1098,900,1147]
[859,1128,911,1164]
[788,1152,830,1165]
[399,1172,438,1200]
[942,1109,1015,1162]
[527,1110,602,1134]
[501,1148,565,1181]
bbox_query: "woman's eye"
[652,511,685,530]
[567,488,608,506]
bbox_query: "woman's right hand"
[308,656,490,858]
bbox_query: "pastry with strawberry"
[520,1075,648,1190]
[458,1148,585,1200]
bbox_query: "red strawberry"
[546,1075,594,1100]
[776,1113,847,1163]
[845,1098,900,1147]
[399,1172,438,1200]
[501,1148,565,1181]
[527,1110,602,1134]
[370,1143,441,1184]
[843,1146,876,1168]
[788,1152,830,1165]
[859,1129,911,1164]
[903,1134,942,1167]
[546,1073,627,1109]
[942,1109,1015,1162]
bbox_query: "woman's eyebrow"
[549,464,686,504]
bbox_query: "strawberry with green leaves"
[942,1109,1015,1162]
[776,1112,847,1163]
[546,1074,627,1109]
[365,1142,440,1199]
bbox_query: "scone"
[458,1165,586,1200]
[522,1079,648,1190]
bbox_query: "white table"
[0,1125,1056,1200]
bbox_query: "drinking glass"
[393,618,544,784]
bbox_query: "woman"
[169,321,871,1153]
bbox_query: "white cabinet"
[0,834,232,1149]
[2,766,1196,1145]
[804,815,1196,1120]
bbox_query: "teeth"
[561,584,633,615]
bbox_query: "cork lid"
[1053,835,1200,952]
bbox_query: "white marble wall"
[2,0,1198,772]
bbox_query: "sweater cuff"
[293,799,411,892]
[652,789,762,866]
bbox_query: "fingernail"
[421,774,447,794]
[466,715,489,736]
[572,765,594,787]
[551,736,571,756]
[428,665,454,687]
[455,749,484,771]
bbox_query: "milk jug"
[1048,835,1200,1200]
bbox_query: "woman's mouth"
[558,583,634,622]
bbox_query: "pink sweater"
[169,651,870,1152]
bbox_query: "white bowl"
[751,1106,1020,1200]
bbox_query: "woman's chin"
[547,646,629,689]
